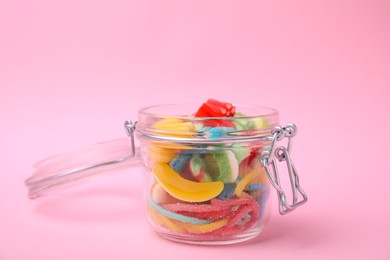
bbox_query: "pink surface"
[1,0,389,259]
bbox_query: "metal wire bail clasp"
[260,123,308,215]
[124,120,137,158]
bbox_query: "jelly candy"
[151,162,224,202]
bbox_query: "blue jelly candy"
[169,153,192,173]
[205,127,235,139]
[217,183,236,200]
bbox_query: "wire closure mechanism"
[260,123,308,215]
[124,120,137,158]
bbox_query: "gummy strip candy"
[149,196,262,236]
[163,201,227,213]
[177,209,234,220]
[149,202,230,234]
[148,197,212,225]
[258,189,270,220]
[207,199,260,236]
[176,218,229,234]
[234,170,259,197]
[226,203,256,228]
[147,204,186,233]
[248,183,269,191]
[145,99,273,238]
[166,198,259,222]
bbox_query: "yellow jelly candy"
[152,118,196,137]
[148,118,196,163]
[151,162,224,202]
[148,146,178,163]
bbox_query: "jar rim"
[136,103,279,144]
[138,103,279,120]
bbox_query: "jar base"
[155,225,265,245]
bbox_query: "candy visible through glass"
[141,99,304,244]
[25,99,307,245]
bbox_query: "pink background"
[1,0,389,259]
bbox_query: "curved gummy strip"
[234,170,259,197]
[209,220,254,237]
[147,204,163,226]
[259,189,270,220]
[164,197,258,213]
[163,202,226,213]
[147,204,186,233]
[210,197,254,207]
[178,209,234,220]
[149,208,229,235]
[159,215,186,233]
[247,183,269,191]
[210,198,260,236]
[154,196,262,236]
[227,203,259,228]
[179,218,229,234]
[148,197,212,225]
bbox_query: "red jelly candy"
[194,99,236,127]
[206,99,235,117]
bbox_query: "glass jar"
[25,103,307,245]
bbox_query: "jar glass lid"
[25,138,141,199]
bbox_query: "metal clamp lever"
[260,123,308,215]
[124,120,137,158]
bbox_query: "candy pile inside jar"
[145,99,271,239]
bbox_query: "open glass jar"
[26,103,307,245]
